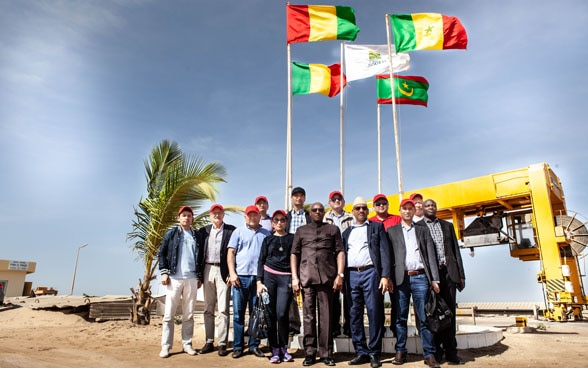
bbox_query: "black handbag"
[248,292,270,340]
[424,290,453,333]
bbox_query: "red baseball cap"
[400,199,415,208]
[329,190,343,200]
[409,193,423,201]
[372,194,388,203]
[178,206,193,215]
[255,196,268,204]
[245,205,260,214]
[209,204,224,212]
[271,209,287,219]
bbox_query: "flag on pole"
[287,4,360,44]
[377,74,429,106]
[389,13,468,53]
[344,44,410,82]
[292,62,346,98]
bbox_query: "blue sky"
[1,1,587,303]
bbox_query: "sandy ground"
[1,304,588,368]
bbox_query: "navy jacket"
[342,221,392,280]
[158,226,199,277]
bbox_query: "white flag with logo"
[344,44,410,82]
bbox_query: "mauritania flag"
[344,44,410,82]
[287,4,360,44]
[292,62,346,98]
[390,13,468,53]
[376,74,429,106]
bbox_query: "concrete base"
[288,324,503,354]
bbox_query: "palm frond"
[128,139,228,272]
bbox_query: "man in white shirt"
[196,204,236,356]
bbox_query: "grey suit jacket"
[386,222,439,286]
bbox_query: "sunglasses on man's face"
[272,218,287,223]
[311,208,324,213]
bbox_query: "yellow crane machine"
[377,163,587,321]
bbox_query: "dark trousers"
[289,296,301,332]
[264,271,293,348]
[331,290,350,335]
[349,267,385,357]
[302,284,334,359]
[434,267,458,358]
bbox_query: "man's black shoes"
[348,355,370,365]
[321,357,336,366]
[303,355,316,366]
[370,355,381,368]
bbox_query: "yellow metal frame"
[354,163,586,321]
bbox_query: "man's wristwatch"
[338,273,345,278]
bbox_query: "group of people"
[157,187,466,368]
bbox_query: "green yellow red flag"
[292,62,346,98]
[390,13,468,53]
[376,74,429,106]
[287,4,359,43]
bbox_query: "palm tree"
[127,139,227,325]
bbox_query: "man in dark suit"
[342,197,392,368]
[420,199,466,365]
[291,202,345,367]
[196,204,236,356]
[387,199,441,368]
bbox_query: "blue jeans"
[232,275,259,352]
[394,273,435,358]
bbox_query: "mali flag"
[390,13,468,53]
[292,62,346,98]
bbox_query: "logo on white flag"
[344,44,410,82]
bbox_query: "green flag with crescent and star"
[376,74,429,106]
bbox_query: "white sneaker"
[183,345,198,356]
[159,347,170,358]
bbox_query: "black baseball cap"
[291,187,306,196]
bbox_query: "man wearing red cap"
[323,190,353,338]
[369,194,401,230]
[255,196,272,232]
[387,199,441,368]
[227,205,271,359]
[324,190,353,232]
[158,206,200,358]
[196,204,236,356]
[409,193,424,222]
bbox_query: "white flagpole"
[385,14,404,204]
[286,43,293,210]
[339,42,345,193]
[377,102,382,193]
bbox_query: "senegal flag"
[287,4,360,44]
[376,75,429,106]
[292,62,346,98]
[390,13,468,53]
